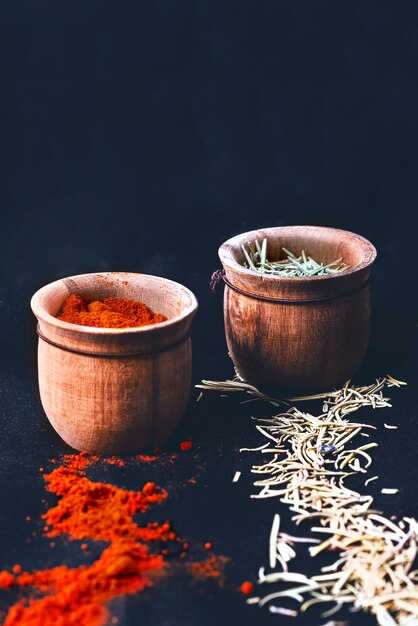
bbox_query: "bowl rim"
[30,271,199,335]
[218,225,377,283]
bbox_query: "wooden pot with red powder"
[31,272,198,454]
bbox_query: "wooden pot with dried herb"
[218,225,377,394]
[31,272,198,454]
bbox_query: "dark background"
[1,2,418,625]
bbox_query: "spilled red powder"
[135,452,179,469]
[0,454,170,626]
[62,452,125,470]
[240,581,254,595]
[188,555,229,580]
[42,464,169,544]
[0,452,230,625]
[104,457,125,467]
[142,482,156,496]
[0,571,14,588]
[180,441,192,451]
[3,543,162,626]
[62,451,96,471]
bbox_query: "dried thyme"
[241,239,349,277]
[197,374,415,625]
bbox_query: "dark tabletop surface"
[1,2,418,625]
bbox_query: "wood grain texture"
[31,272,198,454]
[219,226,377,394]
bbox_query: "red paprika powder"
[0,453,231,626]
[57,294,166,328]
[0,454,171,626]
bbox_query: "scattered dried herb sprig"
[255,512,418,626]
[197,370,286,407]
[197,374,415,625]
[242,239,349,277]
[198,370,405,406]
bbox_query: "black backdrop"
[2,1,418,292]
[1,2,418,625]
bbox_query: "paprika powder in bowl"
[30,272,198,454]
[218,225,377,395]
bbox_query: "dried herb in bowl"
[242,239,349,277]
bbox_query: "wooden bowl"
[219,226,377,394]
[30,272,198,454]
